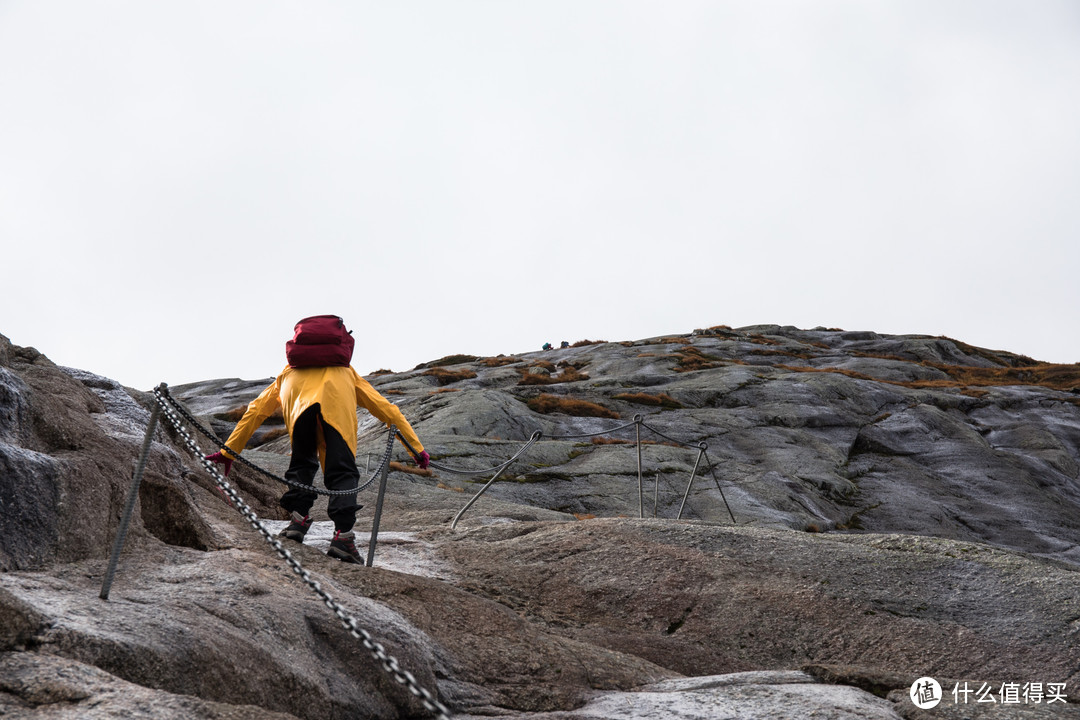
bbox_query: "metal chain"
[406,419,642,479]
[157,386,389,496]
[428,456,520,477]
[638,420,704,449]
[390,430,532,478]
[159,384,733,526]
[153,391,451,719]
[545,418,641,440]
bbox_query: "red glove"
[205,451,233,477]
[416,451,430,470]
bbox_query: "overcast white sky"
[2,1,1078,390]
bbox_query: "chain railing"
[393,414,736,529]
[101,384,451,720]
[163,382,736,529]
[163,379,738,530]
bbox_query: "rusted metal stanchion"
[677,442,707,521]
[100,394,162,600]
[635,415,644,518]
[366,425,396,567]
[653,471,660,518]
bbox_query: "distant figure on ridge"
[542,342,553,351]
[560,341,569,349]
[206,315,429,564]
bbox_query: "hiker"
[205,315,429,564]
[560,341,569,349]
[542,342,553,351]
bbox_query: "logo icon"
[910,677,942,709]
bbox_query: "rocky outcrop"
[342,326,1080,565]
[0,651,301,720]
[0,334,265,572]
[2,326,1080,719]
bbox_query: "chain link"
[153,389,451,719]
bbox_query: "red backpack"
[285,315,355,368]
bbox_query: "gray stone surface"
[0,651,301,720]
[454,671,905,720]
[2,326,1080,719]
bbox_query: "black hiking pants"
[279,404,361,532]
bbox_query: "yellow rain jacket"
[221,366,424,464]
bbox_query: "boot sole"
[327,546,363,564]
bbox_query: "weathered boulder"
[0,334,275,572]
[0,335,154,570]
[0,651,301,719]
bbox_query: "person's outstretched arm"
[353,374,425,459]
[220,378,282,459]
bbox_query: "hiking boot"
[278,512,312,543]
[327,530,363,564]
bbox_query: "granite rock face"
[330,326,1080,564]
[0,334,263,572]
[2,326,1080,719]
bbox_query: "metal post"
[366,427,396,567]
[677,444,707,520]
[653,471,659,518]
[635,415,643,519]
[100,401,161,600]
[706,451,737,524]
[451,431,542,530]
